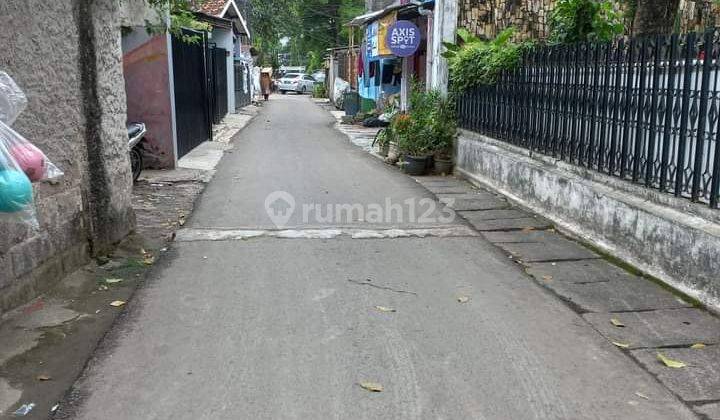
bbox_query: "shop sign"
[386,20,420,57]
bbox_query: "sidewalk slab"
[483,230,561,243]
[437,192,497,200]
[440,196,509,211]
[464,217,552,231]
[416,180,470,188]
[631,345,720,401]
[584,309,720,349]
[424,185,475,194]
[459,209,536,221]
[495,237,599,262]
[525,260,633,284]
[541,277,691,313]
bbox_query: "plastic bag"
[333,77,350,107]
[0,71,27,125]
[0,121,63,182]
[0,131,37,227]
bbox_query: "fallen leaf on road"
[457,296,470,303]
[105,278,123,284]
[142,249,155,265]
[36,374,51,381]
[691,343,706,349]
[359,382,383,392]
[610,318,625,327]
[110,300,126,307]
[657,353,686,368]
[374,306,396,313]
[634,392,650,400]
[612,341,630,349]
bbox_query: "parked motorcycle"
[127,122,146,182]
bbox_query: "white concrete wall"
[455,130,720,311]
[429,0,457,95]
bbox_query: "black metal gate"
[234,62,252,109]
[209,46,228,124]
[172,31,212,158]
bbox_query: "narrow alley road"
[68,95,694,419]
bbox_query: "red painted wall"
[123,35,175,169]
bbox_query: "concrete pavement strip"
[175,226,479,241]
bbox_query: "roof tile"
[194,0,227,16]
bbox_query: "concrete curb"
[455,130,720,312]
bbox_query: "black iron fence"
[457,29,720,208]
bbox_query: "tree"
[248,0,363,67]
[144,0,211,43]
[632,0,680,36]
[548,0,624,44]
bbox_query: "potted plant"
[428,95,457,175]
[393,113,432,175]
[393,85,443,175]
[373,126,392,157]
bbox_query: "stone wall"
[677,0,720,33]
[0,0,135,315]
[458,0,720,41]
[458,0,554,40]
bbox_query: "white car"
[278,73,316,94]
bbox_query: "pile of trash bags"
[0,71,63,227]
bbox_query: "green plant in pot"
[428,95,457,175]
[393,112,432,175]
[393,85,443,175]
[373,126,392,157]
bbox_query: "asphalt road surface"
[68,95,695,419]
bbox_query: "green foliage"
[392,83,457,156]
[248,0,363,67]
[548,0,624,44]
[443,28,527,92]
[144,0,211,44]
[313,83,328,98]
[306,51,324,73]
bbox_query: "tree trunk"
[633,0,681,36]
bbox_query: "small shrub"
[312,83,327,98]
[443,28,529,92]
[392,83,456,156]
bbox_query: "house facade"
[120,0,253,169]
[195,0,254,114]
